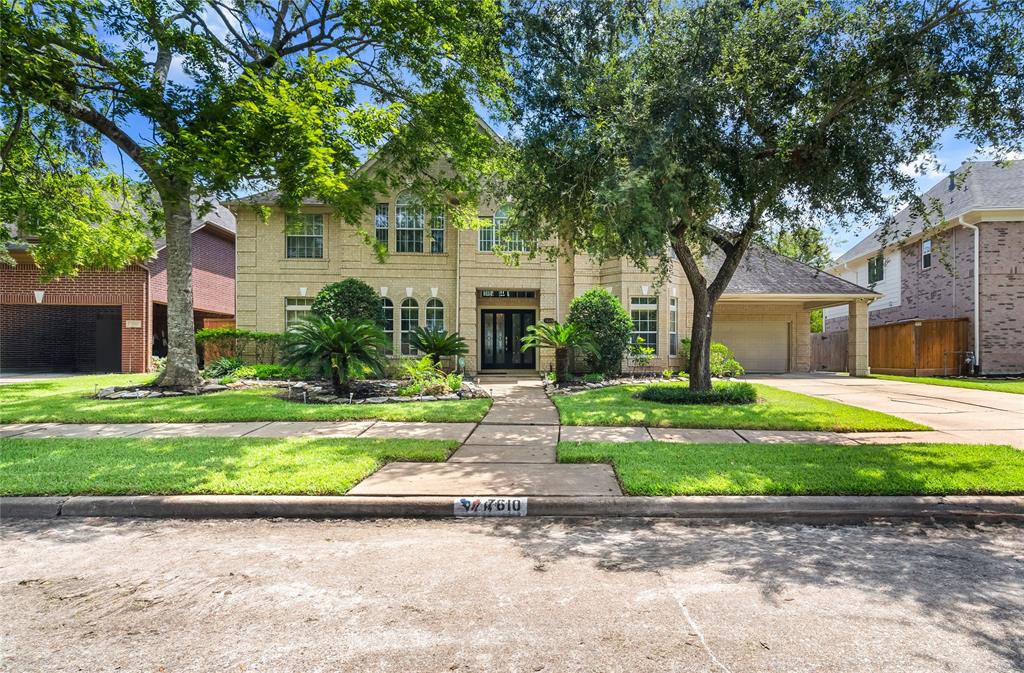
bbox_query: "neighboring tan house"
[229,132,877,377]
[0,207,236,374]
[824,161,1024,375]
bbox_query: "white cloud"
[973,146,1024,161]
[897,151,946,180]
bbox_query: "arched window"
[425,298,444,332]
[395,191,424,253]
[381,297,394,354]
[481,204,527,253]
[400,298,419,354]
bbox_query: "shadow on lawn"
[487,518,1024,668]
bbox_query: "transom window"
[921,239,932,269]
[630,296,658,353]
[425,298,444,331]
[867,255,885,284]
[286,214,323,259]
[285,297,314,328]
[395,191,424,253]
[669,297,679,356]
[400,298,419,355]
[375,203,389,249]
[381,297,394,354]
[479,205,528,253]
[480,290,536,299]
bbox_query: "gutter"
[958,216,981,373]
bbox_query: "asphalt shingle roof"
[707,246,877,296]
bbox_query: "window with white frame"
[921,238,932,269]
[669,297,678,356]
[400,298,419,354]
[395,191,424,253]
[867,255,885,283]
[285,214,323,259]
[630,296,658,353]
[381,297,394,354]
[479,205,528,252]
[285,297,314,328]
[430,208,445,254]
[425,298,444,331]
[375,203,389,249]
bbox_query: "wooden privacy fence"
[812,318,970,376]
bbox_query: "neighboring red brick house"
[0,207,235,374]
[824,161,1024,375]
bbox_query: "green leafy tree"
[281,315,388,396]
[312,278,382,324]
[520,321,593,383]
[566,289,633,376]
[1,0,509,386]
[409,327,469,367]
[504,0,1023,390]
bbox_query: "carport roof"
[707,247,878,297]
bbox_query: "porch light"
[33,290,44,304]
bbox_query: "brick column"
[847,299,870,376]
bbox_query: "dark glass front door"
[480,309,536,369]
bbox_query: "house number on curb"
[454,497,527,517]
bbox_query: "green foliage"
[810,309,823,334]
[204,356,245,378]
[409,328,469,366]
[227,364,312,381]
[311,278,382,323]
[766,224,833,270]
[566,289,632,375]
[627,338,656,372]
[398,356,458,396]
[710,343,745,378]
[521,321,594,383]
[662,369,675,379]
[195,328,282,364]
[282,315,389,396]
[635,381,757,405]
[150,357,167,374]
[581,373,604,384]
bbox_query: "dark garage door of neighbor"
[0,305,122,373]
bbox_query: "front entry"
[480,309,536,369]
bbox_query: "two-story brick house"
[230,142,878,377]
[824,161,1024,375]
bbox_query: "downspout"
[959,216,981,373]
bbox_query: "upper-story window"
[479,205,528,253]
[867,255,885,284]
[375,204,389,249]
[630,296,658,354]
[430,208,445,254]
[921,239,932,269]
[395,191,424,253]
[286,214,323,259]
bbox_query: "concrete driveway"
[745,373,1024,447]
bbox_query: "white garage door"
[712,321,790,373]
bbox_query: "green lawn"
[559,441,1024,496]
[873,374,1024,394]
[553,383,927,431]
[0,374,491,424]
[0,436,456,496]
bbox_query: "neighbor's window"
[381,297,394,354]
[425,298,444,331]
[285,214,323,259]
[401,298,419,354]
[285,297,314,328]
[430,208,445,254]
[867,255,885,284]
[375,203,389,249]
[669,297,678,356]
[395,191,424,253]
[921,239,932,269]
[630,296,658,353]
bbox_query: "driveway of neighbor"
[745,373,1024,446]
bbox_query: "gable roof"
[707,246,878,297]
[151,204,236,252]
[834,160,1024,265]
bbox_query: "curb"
[3,495,1023,523]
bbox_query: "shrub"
[229,363,312,380]
[581,372,604,383]
[409,327,468,367]
[634,381,757,405]
[151,356,166,374]
[204,356,244,378]
[311,278,382,324]
[398,356,453,396]
[520,321,594,383]
[627,337,655,372]
[281,315,389,396]
[567,288,632,376]
[678,339,746,377]
[195,327,282,363]
[662,368,675,379]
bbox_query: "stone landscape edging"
[4,494,1023,524]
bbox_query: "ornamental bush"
[634,381,757,405]
[566,288,632,376]
[311,278,382,324]
[678,339,746,377]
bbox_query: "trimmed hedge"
[634,381,757,405]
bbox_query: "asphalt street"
[2,517,1022,672]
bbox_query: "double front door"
[480,309,536,369]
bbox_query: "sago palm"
[409,327,469,367]
[520,322,593,383]
[282,314,389,396]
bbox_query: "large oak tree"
[503,0,1023,390]
[1,0,508,385]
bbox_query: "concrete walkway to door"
[347,379,622,497]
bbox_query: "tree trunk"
[154,188,201,387]
[688,290,714,392]
[554,347,569,383]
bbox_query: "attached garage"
[0,305,122,373]
[712,320,790,373]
